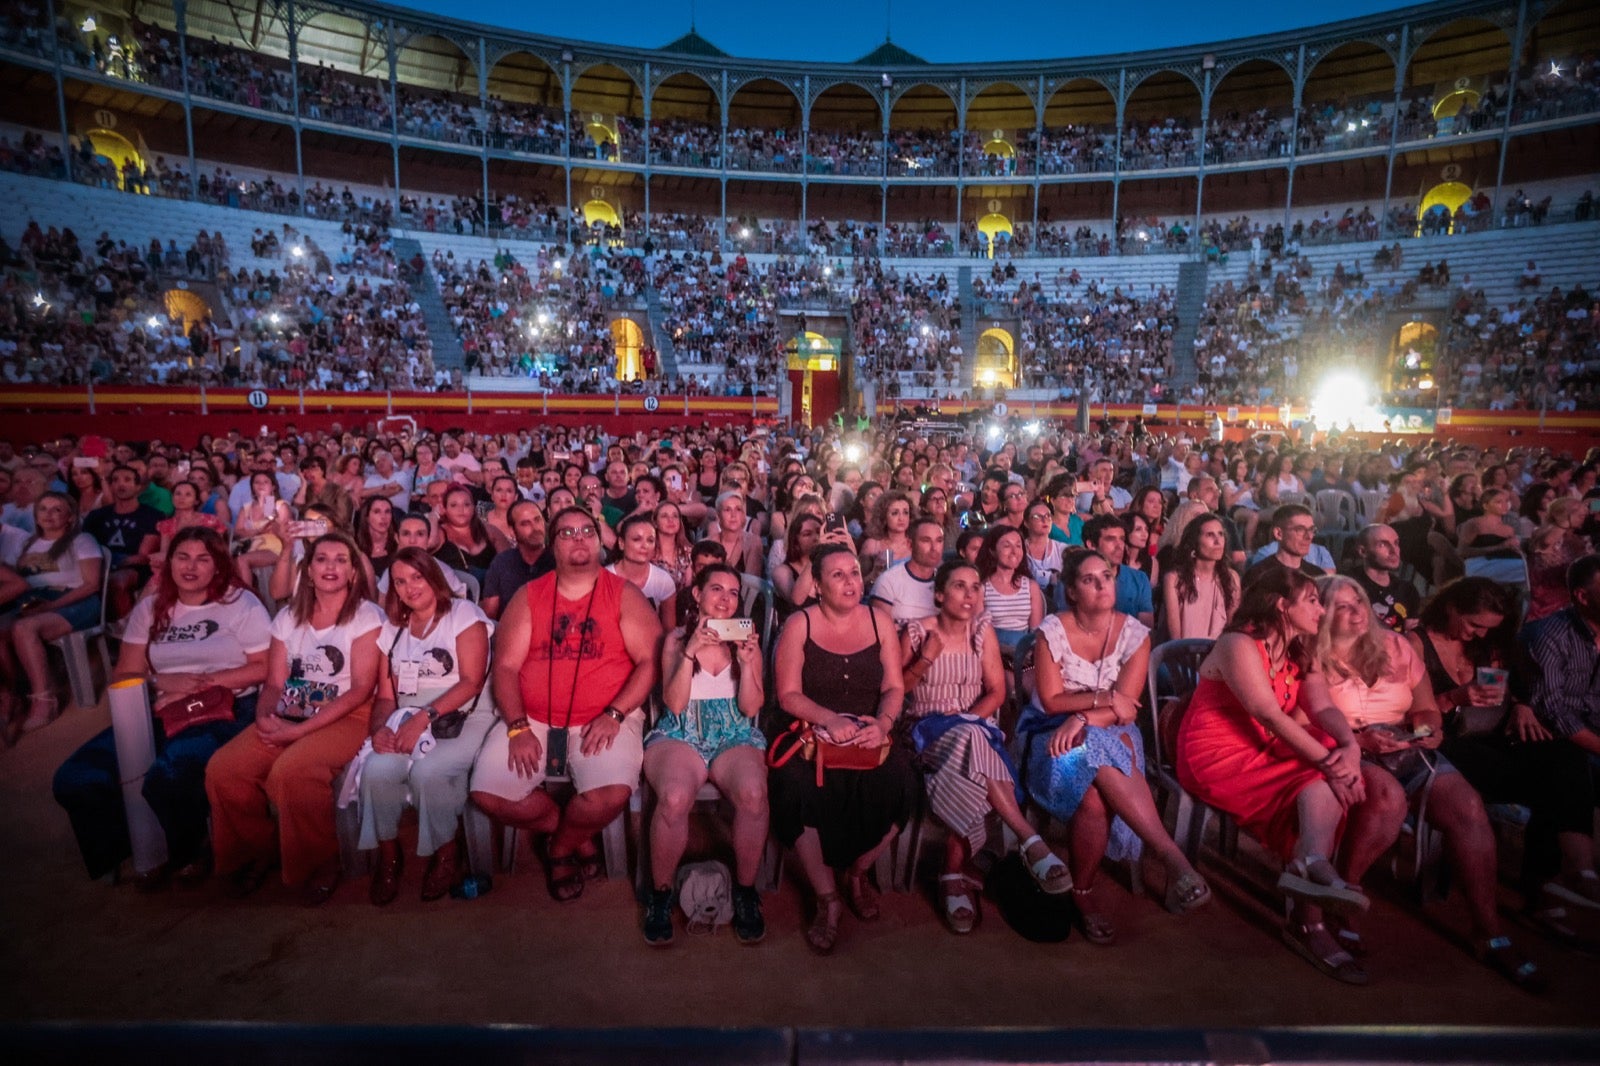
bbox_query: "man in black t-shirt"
[83,465,163,616]
[1344,523,1421,632]
[481,500,550,620]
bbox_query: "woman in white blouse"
[206,531,383,904]
[359,548,495,905]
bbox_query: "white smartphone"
[705,617,753,642]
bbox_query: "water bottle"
[450,874,492,900]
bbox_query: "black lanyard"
[547,579,598,731]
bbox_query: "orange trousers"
[204,708,369,887]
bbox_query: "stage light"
[1347,122,1357,132]
[1550,61,1563,77]
[269,312,281,325]
[822,266,832,277]
[740,227,751,239]
[844,442,864,462]
[146,316,160,328]
[32,292,46,306]
[80,17,96,33]
[537,311,551,324]
[1024,421,1041,437]
[1311,371,1372,430]
[985,423,1002,443]
[1418,376,1435,391]
[291,245,304,258]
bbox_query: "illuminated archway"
[975,327,1015,388]
[1388,320,1439,391]
[582,199,622,229]
[1417,181,1472,233]
[976,213,1014,258]
[981,137,1016,159]
[612,317,644,381]
[84,128,144,192]
[1432,87,1480,121]
[584,116,619,147]
[162,288,210,327]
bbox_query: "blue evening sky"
[390,0,1408,64]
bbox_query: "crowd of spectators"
[851,262,964,391]
[651,250,785,391]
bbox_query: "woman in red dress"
[1176,567,1405,985]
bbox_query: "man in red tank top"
[469,506,662,901]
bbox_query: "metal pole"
[175,0,197,198]
[44,0,73,182]
[288,1,305,210]
[479,37,491,235]
[387,24,401,214]
[1492,0,1529,210]
[1285,44,1305,230]
[1194,68,1210,251]
[1380,24,1409,235]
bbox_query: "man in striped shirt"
[1519,553,1600,759]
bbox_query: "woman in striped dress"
[900,560,1070,934]
[977,525,1044,656]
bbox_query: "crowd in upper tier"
[2,415,1597,985]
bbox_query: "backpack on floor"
[676,860,732,935]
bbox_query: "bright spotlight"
[1549,61,1563,77]
[1310,372,1373,430]
[80,17,96,33]
[740,228,751,239]
[844,442,864,463]
[537,311,551,325]
[32,292,46,306]
[291,245,305,258]
[1418,376,1435,391]
[146,315,161,328]
[985,423,1003,443]
[1347,122,1358,133]
[1024,421,1041,438]
[920,325,931,336]
[268,312,281,325]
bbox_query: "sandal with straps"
[806,891,843,956]
[1277,856,1369,917]
[1163,868,1211,915]
[938,873,980,935]
[1020,834,1073,896]
[1072,886,1117,946]
[1477,936,1547,993]
[544,848,585,903]
[1282,920,1369,985]
[843,869,881,922]
[20,692,61,734]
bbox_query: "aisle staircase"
[957,266,978,388]
[644,288,681,381]
[1168,260,1209,391]
[392,236,464,371]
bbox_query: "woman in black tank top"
[769,544,917,955]
[1412,579,1597,913]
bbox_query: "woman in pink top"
[1314,575,1542,990]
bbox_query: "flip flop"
[545,849,585,903]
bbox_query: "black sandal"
[1282,920,1368,985]
[1477,936,1547,993]
[545,850,585,903]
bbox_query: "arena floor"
[2,700,1597,1030]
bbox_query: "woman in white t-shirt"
[0,492,104,734]
[607,514,679,609]
[359,548,495,905]
[206,531,383,903]
[54,528,270,884]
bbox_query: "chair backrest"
[1356,489,1388,527]
[453,569,481,604]
[738,573,776,651]
[1143,638,1215,774]
[1011,630,1037,711]
[92,544,112,630]
[1314,489,1358,533]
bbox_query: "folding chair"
[1142,638,1228,864]
[452,568,482,604]
[49,546,114,709]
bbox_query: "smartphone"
[176,460,191,477]
[1074,480,1096,495]
[664,471,683,492]
[73,456,98,469]
[1475,667,1508,688]
[288,519,330,539]
[706,617,753,642]
[1588,498,1600,513]
[824,511,848,536]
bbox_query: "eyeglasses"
[1283,523,1316,536]
[555,524,598,541]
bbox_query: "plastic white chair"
[48,546,114,709]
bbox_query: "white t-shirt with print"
[270,599,385,717]
[15,532,101,589]
[125,590,272,689]
[377,597,493,709]
[606,562,677,609]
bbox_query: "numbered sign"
[1437,408,1452,425]
[1226,406,1240,422]
[992,402,1008,417]
[247,389,270,411]
[1141,403,1157,417]
[643,395,659,412]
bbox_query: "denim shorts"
[1368,745,1457,796]
[4,588,103,632]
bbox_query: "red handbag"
[766,718,890,787]
[153,686,236,739]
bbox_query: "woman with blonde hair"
[1314,575,1543,989]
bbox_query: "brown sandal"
[806,891,843,955]
[370,849,402,907]
[545,849,585,903]
[843,870,881,921]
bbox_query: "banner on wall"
[1370,406,1438,434]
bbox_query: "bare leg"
[1068,785,1110,889]
[469,788,559,836]
[708,746,769,887]
[1426,772,1504,938]
[986,776,1040,845]
[1089,757,1198,880]
[643,741,710,890]
[1294,780,1344,861]
[1335,764,1408,886]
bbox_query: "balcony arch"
[1207,58,1295,165]
[1123,69,1202,171]
[649,71,721,168]
[966,82,1036,177]
[393,33,476,95]
[573,63,645,163]
[727,77,804,173]
[807,82,884,178]
[296,10,388,79]
[1525,0,1600,73]
[1405,17,1511,88]
[975,328,1015,389]
[613,317,644,381]
[975,211,1013,258]
[889,83,959,177]
[1303,40,1398,107]
[1040,77,1118,176]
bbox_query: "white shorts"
[470,714,644,801]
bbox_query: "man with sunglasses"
[469,507,661,903]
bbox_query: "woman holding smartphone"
[1409,577,1598,939]
[233,472,294,586]
[640,563,769,946]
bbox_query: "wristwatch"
[602,706,628,724]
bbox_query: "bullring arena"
[1,0,1598,1058]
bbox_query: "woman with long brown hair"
[206,531,384,904]
[54,528,270,886]
[432,484,497,585]
[1160,515,1240,641]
